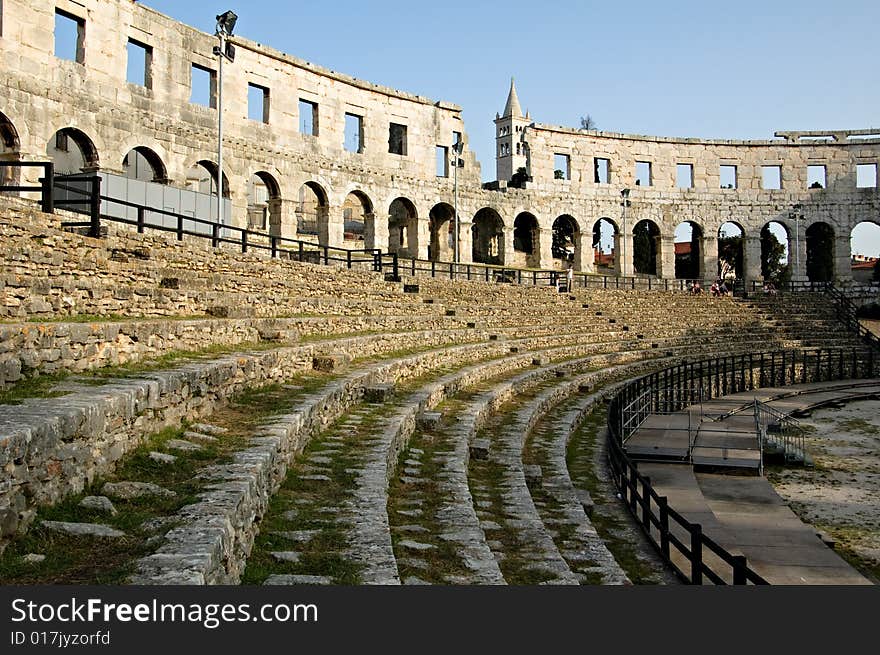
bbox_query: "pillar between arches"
[657,235,676,279]
[702,236,718,280]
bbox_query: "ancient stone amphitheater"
[0,0,878,586]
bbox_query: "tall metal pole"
[216,31,224,229]
[453,141,460,266]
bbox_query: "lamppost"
[790,203,803,281]
[620,188,631,276]
[451,137,463,265]
[213,10,237,229]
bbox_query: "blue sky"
[138,0,880,255]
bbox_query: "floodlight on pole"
[452,138,463,266]
[620,188,630,277]
[214,10,237,232]
[790,203,803,281]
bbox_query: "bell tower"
[494,78,530,183]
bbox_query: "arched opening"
[512,212,538,267]
[428,202,455,262]
[248,171,281,232]
[761,221,790,287]
[47,127,99,173]
[592,218,617,273]
[186,160,230,198]
[718,222,744,280]
[122,147,168,183]
[850,221,880,283]
[806,222,835,282]
[0,112,22,187]
[552,214,579,267]
[296,182,328,238]
[674,221,703,279]
[388,197,418,257]
[472,208,504,265]
[632,219,660,276]
[343,191,373,244]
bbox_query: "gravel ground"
[767,399,880,584]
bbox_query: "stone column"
[701,235,718,281]
[834,234,853,282]
[319,205,343,248]
[572,231,588,272]
[744,234,762,286]
[415,217,430,260]
[268,198,296,240]
[363,212,386,251]
[657,235,676,279]
[789,231,808,282]
[501,223,515,267]
[615,232,633,276]
[537,228,554,269]
[459,221,473,264]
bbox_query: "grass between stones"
[566,403,672,585]
[0,376,329,584]
[467,377,563,585]
[242,403,396,585]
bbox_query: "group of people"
[688,278,731,296]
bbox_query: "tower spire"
[502,77,523,118]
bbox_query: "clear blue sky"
[138,0,880,255]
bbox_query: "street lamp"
[451,137,463,265]
[790,203,803,281]
[213,10,237,230]
[620,188,631,276]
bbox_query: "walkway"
[629,379,880,584]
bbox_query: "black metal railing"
[606,345,878,585]
[825,284,880,352]
[0,161,55,213]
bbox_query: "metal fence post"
[658,496,670,558]
[732,555,748,585]
[41,162,54,214]
[88,175,101,238]
[690,523,703,585]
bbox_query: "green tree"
[806,224,835,282]
[761,225,787,285]
[633,222,655,274]
[718,234,743,279]
[580,115,597,130]
[509,166,530,189]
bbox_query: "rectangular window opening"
[191,63,216,108]
[126,39,152,88]
[248,83,270,124]
[720,165,737,189]
[676,163,694,189]
[299,99,318,136]
[594,158,610,184]
[554,153,570,180]
[344,113,363,153]
[54,9,85,64]
[807,165,826,189]
[856,163,878,188]
[762,165,782,190]
[635,161,652,186]
[436,145,449,177]
[389,123,407,156]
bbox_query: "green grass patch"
[0,372,71,405]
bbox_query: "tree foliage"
[580,115,597,130]
[509,166,530,189]
[718,234,743,279]
[761,225,788,285]
[806,224,835,282]
[633,222,656,274]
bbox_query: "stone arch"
[343,190,374,245]
[673,220,704,279]
[632,218,660,276]
[296,181,329,239]
[186,160,230,198]
[247,170,281,232]
[429,202,455,262]
[388,197,418,257]
[552,214,579,266]
[850,220,880,282]
[122,146,168,183]
[591,217,617,273]
[718,221,744,280]
[806,221,835,282]
[0,111,22,187]
[472,207,504,265]
[761,220,790,285]
[47,127,100,173]
[512,212,539,267]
